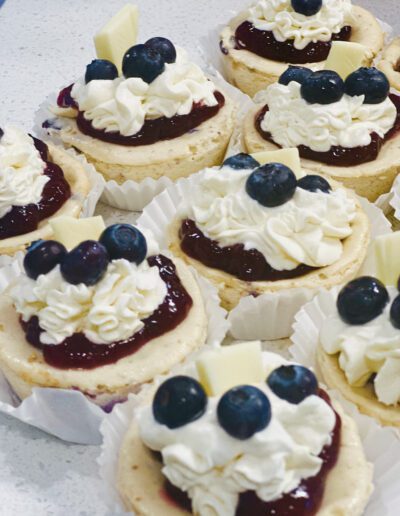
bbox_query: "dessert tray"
[2,0,400,514]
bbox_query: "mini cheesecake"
[318,276,400,427]
[0,224,208,408]
[43,38,236,185]
[0,127,91,255]
[243,66,400,202]
[165,155,370,311]
[117,344,373,516]
[220,0,383,97]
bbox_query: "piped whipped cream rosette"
[0,218,227,439]
[218,0,384,96]
[292,274,400,428]
[243,64,400,202]
[0,126,96,256]
[36,36,236,211]
[138,149,380,339]
[106,343,373,516]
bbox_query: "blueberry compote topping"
[255,94,400,167]
[233,21,351,64]
[21,255,193,369]
[0,137,71,240]
[179,219,317,282]
[75,91,225,146]
[163,389,341,516]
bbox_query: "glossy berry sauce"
[0,137,71,240]
[21,255,193,370]
[162,390,341,516]
[179,219,316,282]
[57,83,225,146]
[233,21,352,64]
[255,94,400,167]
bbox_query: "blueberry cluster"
[222,153,331,207]
[23,224,147,286]
[84,37,176,85]
[337,276,400,329]
[152,365,318,440]
[279,66,390,105]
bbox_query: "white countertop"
[0,0,398,514]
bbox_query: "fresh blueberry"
[246,163,297,207]
[222,153,260,170]
[267,365,318,404]
[301,70,344,105]
[145,37,177,64]
[122,44,165,83]
[24,240,67,280]
[153,376,207,429]
[337,276,389,325]
[279,66,313,86]
[344,67,390,105]
[217,385,271,440]
[85,59,118,83]
[291,0,322,16]
[60,241,109,286]
[390,295,400,329]
[297,175,331,193]
[99,224,147,265]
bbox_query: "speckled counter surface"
[0,0,398,514]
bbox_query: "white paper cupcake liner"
[0,250,227,444]
[137,174,391,340]
[34,71,246,212]
[65,146,106,218]
[97,360,400,515]
[388,172,400,221]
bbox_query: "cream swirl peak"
[139,352,336,516]
[320,286,400,406]
[260,81,397,153]
[248,0,352,50]
[0,127,49,219]
[70,48,218,137]
[12,257,167,345]
[178,167,356,271]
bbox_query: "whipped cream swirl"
[247,0,352,50]
[0,127,49,219]
[70,48,218,137]
[260,81,397,153]
[178,167,356,271]
[12,257,167,345]
[139,352,336,516]
[321,286,400,405]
